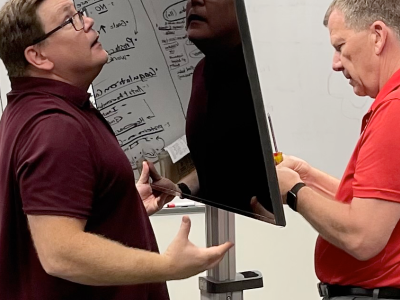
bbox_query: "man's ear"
[24,45,54,71]
[371,21,388,55]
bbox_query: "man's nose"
[84,15,95,32]
[332,51,343,72]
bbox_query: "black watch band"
[177,182,192,195]
[286,182,306,212]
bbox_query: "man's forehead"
[55,2,76,14]
[327,9,348,41]
[327,9,346,31]
[38,0,75,18]
[38,0,75,25]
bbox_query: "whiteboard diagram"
[74,0,203,169]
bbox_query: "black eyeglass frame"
[32,7,88,45]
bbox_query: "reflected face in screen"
[328,9,379,98]
[36,0,108,79]
[184,0,279,223]
[186,0,241,50]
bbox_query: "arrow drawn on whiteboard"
[127,0,138,34]
[143,99,155,119]
[98,25,107,35]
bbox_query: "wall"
[0,0,371,299]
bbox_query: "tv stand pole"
[199,206,263,300]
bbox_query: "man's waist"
[318,283,400,299]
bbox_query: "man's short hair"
[0,0,46,77]
[323,0,400,39]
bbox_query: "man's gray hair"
[323,0,400,38]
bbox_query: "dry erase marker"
[267,113,283,165]
[166,201,196,208]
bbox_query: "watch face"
[286,190,297,211]
[287,190,296,201]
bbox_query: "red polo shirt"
[0,77,169,300]
[316,69,400,288]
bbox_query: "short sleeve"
[353,99,400,202]
[16,112,96,218]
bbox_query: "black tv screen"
[76,0,285,226]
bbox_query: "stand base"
[199,270,263,294]
[201,207,263,300]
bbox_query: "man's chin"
[353,87,367,97]
[187,33,205,44]
[187,27,213,42]
[98,52,109,66]
[103,53,109,64]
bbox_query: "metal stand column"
[199,206,263,300]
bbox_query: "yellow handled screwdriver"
[267,113,283,165]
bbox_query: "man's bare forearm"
[44,231,172,286]
[306,167,340,200]
[296,188,400,260]
[297,187,356,251]
[29,214,230,286]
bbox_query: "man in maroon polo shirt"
[276,0,400,299]
[0,0,232,299]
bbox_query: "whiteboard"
[0,60,8,117]
[74,0,204,170]
[0,0,11,116]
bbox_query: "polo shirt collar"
[361,68,400,133]
[9,77,91,108]
[370,68,400,111]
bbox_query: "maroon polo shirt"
[0,77,169,300]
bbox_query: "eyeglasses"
[32,7,88,45]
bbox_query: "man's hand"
[276,165,302,203]
[279,154,339,200]
[136,160,177,215]
[162,216,234,280]
[279,154,312,182]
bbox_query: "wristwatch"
[286,182,306,212]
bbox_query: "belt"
[318,283,400,299]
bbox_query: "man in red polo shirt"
[0,0,232,299]
[276,0,400,299]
